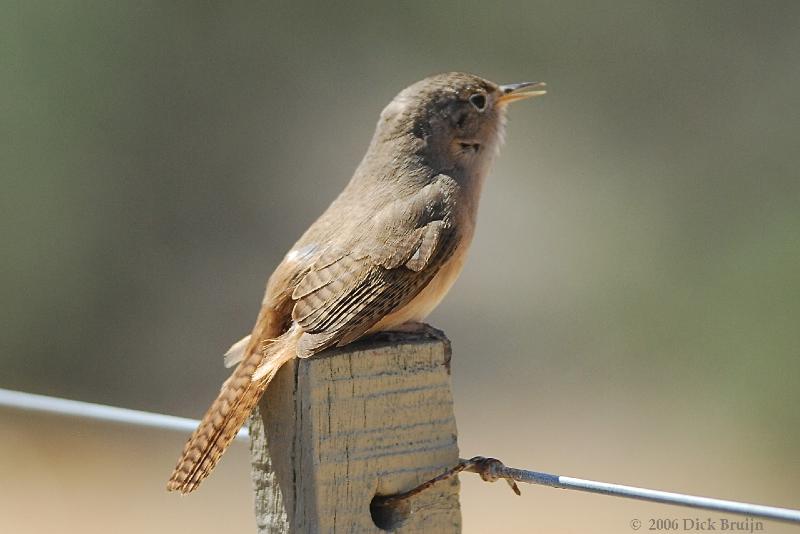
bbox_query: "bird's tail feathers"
[167,329,298,494]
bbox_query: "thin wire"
[555,474,800,524]
[0,387,249,442]
[487,460,800,525]
[1,387,798,524]
[380,456,800,525]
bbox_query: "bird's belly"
[368,246,469,333]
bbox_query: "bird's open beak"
[497,82,547,105]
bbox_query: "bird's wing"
[290,175,459,357]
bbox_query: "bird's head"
[374,72,546,178]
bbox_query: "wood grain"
[249,326,461,533]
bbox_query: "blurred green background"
[2,1,798,532]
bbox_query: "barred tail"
[167,331,297,494]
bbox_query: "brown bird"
[167,72,545,493]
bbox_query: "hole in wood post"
[370,494,411,531]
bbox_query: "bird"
[167,72,545,494]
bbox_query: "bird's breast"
[368,231,473,332]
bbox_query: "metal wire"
[1,387,798,524]
[468,458,800,525]
[553,474,800,523]
[0,387,249,442]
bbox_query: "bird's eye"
[469,93,487,111]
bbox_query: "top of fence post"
[248,325,461,533]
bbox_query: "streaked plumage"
[168,72,544,493]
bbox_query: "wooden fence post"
[249,325,462,533]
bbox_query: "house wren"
[168,72,545,493]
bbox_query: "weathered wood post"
[249,325,461,533]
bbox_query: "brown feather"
[167,327,298,494]
[167,71,518,493]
